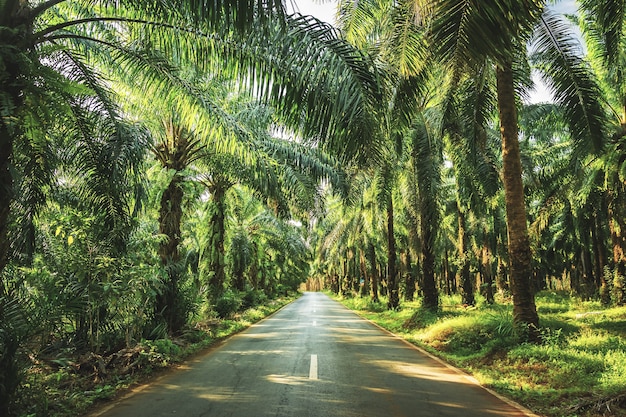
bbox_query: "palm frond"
[531,9,607,155]
[429,0,542,80]
[579,0,626,65]
[383,0,428,78]
[229,13,384,163]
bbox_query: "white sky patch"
[528,0,581,104]
[287,0,337,25]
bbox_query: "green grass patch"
[334,291,626,417]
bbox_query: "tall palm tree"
[151,118,204,334]
[443,68,501,305]
[410,116,443,310]
[338,0,443,310]
[430,0,605,333]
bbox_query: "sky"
[286,0,337,23]
[288,0,578,25]
[288,0,581,103]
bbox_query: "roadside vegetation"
[13,292,298,417]
[336,291,626,417]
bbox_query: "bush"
[241,289,268,310]
[215,291,242,319]
[366,299,387,313]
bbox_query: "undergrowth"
[336,291,626,417]
[11,294,298,417]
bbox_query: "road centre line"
[309,354,318,380]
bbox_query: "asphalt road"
[92,292,536,417]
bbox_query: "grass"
[335,291,626,417]
[12,293,298,417]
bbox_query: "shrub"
[215,291,242,319]
[241,289,267,310]
[366,299,387,313]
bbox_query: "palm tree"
[444,68,501,305]
[430,0,606,333]
[380,165,401,309]
[410,116,442,310]
[338,0,444,310]
[151,118,204,334]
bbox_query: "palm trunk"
[457,200,474,306]
[421,219,438,311]
[233,262,246,291]
[404,249,416,301]
[418,176,438,311]
[250,242,259,290]
[348,247,358,292]
[0,122,12,277]
[592,211,610,304]
[359,248,369,297]
[331,273,340,294]
[413,123,440,311]
[206,184,227,301]
[608,188,626,305]
[0,43,23,279]
[442,249,451,295]
[368,242,379,302]
[496,63,539,335]
[156,173,185,334]
[341,258,349,296]
[481,237,495,304]
[386,196,400,309]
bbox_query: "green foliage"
[0,292,30,414]
[613,270,626,306]
[142,339,182,365]
[23,209,164,352]
[241,289,268,310]
[215,291,242,319]
[418,311,519,357]
[365,299,387,313]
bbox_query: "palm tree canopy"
[429,0,543,70]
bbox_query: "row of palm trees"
[311,0,626,336]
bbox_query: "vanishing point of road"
[92,292,538,417]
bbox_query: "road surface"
[92,292,536,417]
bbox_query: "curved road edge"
[88,294,301,417]
[332,298,543,417]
